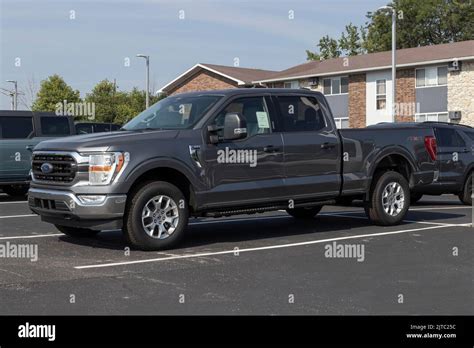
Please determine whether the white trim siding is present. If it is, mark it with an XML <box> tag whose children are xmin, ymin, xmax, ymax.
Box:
<box><xmin>253</xmin><ymin>56</ymin><xmax>474</xmax><ymax>84</ymax></box>
<box><xmin>415</xmin><ymin>112</ymin><xmax>449</xmax><ymax>122</ymax></box>
<box><xmin>334</xmin><ymin>117</ymin><xmax>349</xmax><ymax>129</ymax></box>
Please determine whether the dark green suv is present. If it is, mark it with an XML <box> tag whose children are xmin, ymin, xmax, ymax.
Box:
<box><xmin>0</xmin><ymin>111</ymin><xmax>75</xmax><ymax>197</ymax></box>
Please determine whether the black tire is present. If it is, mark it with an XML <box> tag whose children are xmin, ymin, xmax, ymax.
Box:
<box><xmin>286</xmin><ymin>206</ymin><xmax>322</xmax><ymax>219</ymax></box>
<box><xmin>55</xmin><ymin>225</ymin><xmax>100</xmax><ymax>237</ymax></box>
<box><xmin>123</xmin><ymin>181</ymin><xmax>189</xmax><ymax>250</ymax></box>
<box><xmin>3</xmin><ymin>185</ymin><xmax>29</xmax><ymax>197</ymax></box>
<box><xmin>458</xmin><ymin>172</ymin><xmax>472</xmax><ymax>205</ymax></box>
<box><xmin>365</xmin><ymin>171</ymin><xmax>409</xmax><ymax>226</ymax></box>
<box><xmin>410</xmin><ymin>192</ymin><xmax>423</xmax><ymax>204</ymax></box>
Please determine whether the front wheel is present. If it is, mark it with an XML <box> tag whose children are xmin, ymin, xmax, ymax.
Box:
<box><xmin>124</xmin><ymin>181</ymin><xmax>189</xmax><ymax>250</ymax></box>
<box><xmin>55</xmin><ymin>225</ymin><xmax>100</xmax><ymax>238</ymax></box>
<box><xmin>365</xmin><ymin>171</ymin><xmax>409</xmax><ymax>226</ymax></box>
<box><xmin>286</xmin><ymin>206</ymin><xmax>322</xmax><ymax>219</ymax></box>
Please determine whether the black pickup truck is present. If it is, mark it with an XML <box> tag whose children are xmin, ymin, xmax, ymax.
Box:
<box><xmin>373</xmin><ymin>122</ymin><xmax>474</xmax><ymax>205</ymax></box>
<box><xmin>28</xmin><ymin>89</ymin><xmax>437</xmax><ymax>250</ymax></box>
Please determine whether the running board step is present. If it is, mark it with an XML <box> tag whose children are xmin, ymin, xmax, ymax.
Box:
<box><xmin>203</xmin><ymin>200</ymin><xmax>336</xmax><ymax>218</ymax></box>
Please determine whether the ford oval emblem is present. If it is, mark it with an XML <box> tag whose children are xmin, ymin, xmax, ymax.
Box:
<box><xmin>40</xmin><ymin>162</ymin><xmax>54</xmax><ymax>174</ymax></box>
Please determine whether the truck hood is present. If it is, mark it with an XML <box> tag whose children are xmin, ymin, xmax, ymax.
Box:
<box><xmin>34</xmin><ymin>129</ymin><xmax>180</xmax><ymax>153</ymax></box>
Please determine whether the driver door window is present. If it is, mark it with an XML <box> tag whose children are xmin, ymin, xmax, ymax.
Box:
<box><xmin>212</xmin><ymin>97</ymin><xmax>272</xmax><ymax>139</ymax></box>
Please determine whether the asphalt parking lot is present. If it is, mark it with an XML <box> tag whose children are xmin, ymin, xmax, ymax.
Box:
<box><xmin>0</xmin><ymin>193</ymin><xmax>472</xmax><ymax>315</ymax></box>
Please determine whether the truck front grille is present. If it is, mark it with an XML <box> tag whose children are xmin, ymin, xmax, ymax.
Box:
<box><xmin>32</xmin><ymin>154</ymin><xmax>77</xmax><ymax>183</ymax></box>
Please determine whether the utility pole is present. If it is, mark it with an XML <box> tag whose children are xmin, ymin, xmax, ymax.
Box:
<box><xmin>136</xmin><ymin>54</ymin><xmax>150</xmax><ymax>109</ymax></box>
<box><xmin>377</xmin><ymin>6</ymin><xmax>396</xmax><ymax>123</ymax></box>
<box><xmin>6</xmin><ymin>80</ymin><xmax>18</xmax><ymax>110</ymax></box>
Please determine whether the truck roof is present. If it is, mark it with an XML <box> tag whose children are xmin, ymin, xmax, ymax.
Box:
<box><xmin>0</xmin><ymin>110</ymin><xmax>57</xmax><ymax>117</ymax></box>
<box><xmin>369</xmin><ymin>122</ymin><xmax>472</xmax><ymax>129</ymax></box>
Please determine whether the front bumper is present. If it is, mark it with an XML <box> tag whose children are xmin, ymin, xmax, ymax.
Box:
<box><xmin>28</xmin><ymin>188</ymin><xmax>127</xmax><ymax>230</ymax></box>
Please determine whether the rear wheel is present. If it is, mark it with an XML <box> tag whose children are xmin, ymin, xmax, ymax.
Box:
<box><xmin>286</xmin><ymin>206</ymin><xmax>322</xmax><ymax>219</ymax></box>
<box><xmin>458</xmin><ymin>172</ymin><xmax>472</xmax><ymax>205</ymax></box>
<box><xmin>2</xmin><ymin>185</ymin><xmax>28</xmax><ymax>197</ymax></box>
<box><xmin>410</xmin><ymin>192</ymin><xmax>423</xmax><ymax>204</ymax></box>
<box><xmin>124</xmin><ymin>181</ymin><xmax>189</xmax><ymax>250</ymax></box>
<box><xmin>55</xmin><ymin>225</ymin><xmax>100</xmax><ymax>237</ymax></box>
<box><xmin>365</xmin><ymin>171</ymin><xmax>409</xmax><ymax>226</ymax></box>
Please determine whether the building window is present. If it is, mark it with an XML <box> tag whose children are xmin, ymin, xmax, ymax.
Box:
<box><xmin>334</xmin><ymin>117</ymin><xmax>349</xmax><ymax>129</ymax></box>
<box><xmin>284</xmin><ymin>81</ymin><xmax>299</xmax><ymax>89</ymax></box>
<box><xmin>415</xmin><ymin>112</ymin><xmax>449</xmax><ymax>122</ymax></box>
<box><xmin>415</xmin><ymin>66</ymin><xmax>448</xmax><ymax>87</ymax></box>
<box><xmin>322</xmin><ymin>76</ymin><xmax>348</xmax><ymax>95</ymax></box>
<box><xmin>376</xmin><ymin>79</ymin><xmax>386</xmax><ymax>110</ymax></box>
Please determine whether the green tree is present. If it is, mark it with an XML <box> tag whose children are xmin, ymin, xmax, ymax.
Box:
<box><xmin>306</xmin><ymin>35</ymin><xmax>341</xmax><ymax>61</ymax></box>
<box><xmin>307</xmin><ymin>0</ymin><xmax>474</xmax><ymax>60</ymax></box>
<box><xmin>85</xmin><ymin>79</ymin><xmax>123</xmax><ymax>123</ymax></box>
<box><xmin>86</xmin><ymin>80</ymin><xmax>166</xmax><ymax>124</ymax></box>
<box><xmin>32</xmin><ymin>75</ymin><xmax>81</xmax><ymax>112</ymax></box>
<box><xmin>364</xmin><ymin>0</ymin><xmax>474</xmax><ymax>52</ymax></box>
<box><xmin>339</xmin><ymin>23</ymin><xmax>364</xmax><ymax>56</ymax></box>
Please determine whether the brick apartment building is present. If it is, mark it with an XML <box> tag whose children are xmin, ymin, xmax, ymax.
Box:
<box><xmin>158</xmin><ymin>40</ymin><xmax>474</xmax><ymax>128</ymax></box>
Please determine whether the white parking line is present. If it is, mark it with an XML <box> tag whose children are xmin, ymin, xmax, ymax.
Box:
<box><xmin>0</xmin><ymin>233</ymin><xmax>62</xmax><ymax>240</ymax></box>
<box><xmin>321</xmin><ymin>212</ymin><xmax>468</xmax><ymax>227</ymax></box>
<box><xmin>0</xmin><ymin>214</ymin><xmax>37</xmax><ymax>219</ymax></box>
<box><xmin>0</xmin><ymin>206</ymin><xmax>469</xmax><ymax>241</ymax></box>
<box><xmin>0</xmin><ymin>206</ymin><xmax>468</xmax><ymax>220</ymax></box>
<box><xmin>0</xmin><ymin>201</ymin><xmax>27</xmax><ymax>204</ymax></box>
<box><xmin>74</xmin><ymin>224</ymin><xmax>458</xmax><ymax>269</ymax></box>
<box><xmin>410</xmin><ymin>206</ymin><xmax>471</xmax><ymax>211</ymax></box>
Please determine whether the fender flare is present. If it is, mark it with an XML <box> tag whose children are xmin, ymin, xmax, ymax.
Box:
<box><xmin>367</xmin><ymin>146</ymin><xmax>418</xmax><ymax>192</ymax></box>
<box><xmin>122</xmin><ymin>156</ymin><xmax>202</xmax><ymax>193</ymax></box>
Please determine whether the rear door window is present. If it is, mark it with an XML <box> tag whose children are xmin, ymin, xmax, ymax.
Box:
<box><xmin>276</xmin><ymin>96</ymin><xmax>327</xmax><ymax>132</ymax></box>
<box><xmin>0</xmin><ymin>116</ymin><xmax>33</xmax><ymax>139</ymax></box>
<box><xmin>93</xmin><ymin>123</ymin><xmax>112</xmax><ymax>133</ymax></box>
<box><xmin>40</xmin><ymin>116</ymin><xmax>71</xmax><ymax>136</ymax></box>
<box><xmin>75</xmin><ymin>123</ymin><xmax>93</xmax><ymax>134</ymax></box>
<box><xmin>435</xmin><ymin>128</ymin><xmax>466</xmax><ymax>147</ymax></box>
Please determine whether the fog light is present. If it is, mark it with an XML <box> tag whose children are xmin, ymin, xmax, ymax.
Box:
<box><xmin>77</xmin><ymin>195</ymin><xmax>106</xmax><ymax>205</ymax></box>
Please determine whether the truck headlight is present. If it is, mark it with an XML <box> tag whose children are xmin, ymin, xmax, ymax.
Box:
<box><xmin>88</xmin><ymin>152</ymin><xmax>129</xmax><ymax>185</ymax></box>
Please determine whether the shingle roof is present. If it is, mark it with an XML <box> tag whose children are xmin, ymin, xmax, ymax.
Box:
<box><xmin>201</xmin><ymin>63</ymin><xmax>277</xmax><ymax>83</ymax></box>
<box><xmin>254</xmin><ymin>40</ymin><xmax>474</xmax><ymax>82</ymax></box>
<box><xmin>158</xmin><ymin>63</ymin><xmax>277</xmax><ymax>93</ymax></box>
<box><xmin>158</xmin><ymin>40</ymin><xmax>474</xmax><ymax>93</ymax></box>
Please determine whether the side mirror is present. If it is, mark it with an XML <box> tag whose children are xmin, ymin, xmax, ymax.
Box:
<box><xmin>223</xmin><ymin>113</ymin><xmax>247</xmax><ymax>141</ymax></box>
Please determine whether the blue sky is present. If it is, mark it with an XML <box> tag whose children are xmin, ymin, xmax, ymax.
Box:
<box><xmin>0</xmin><ymin>0</ymin><xmax>388</xmax><ymax>109</ymax></box>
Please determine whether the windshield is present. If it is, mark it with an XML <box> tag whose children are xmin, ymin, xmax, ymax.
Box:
<box><xmin>122</xmin><ymin>95</ymin><xmax>222</xmax><ymax>130</ymax></box>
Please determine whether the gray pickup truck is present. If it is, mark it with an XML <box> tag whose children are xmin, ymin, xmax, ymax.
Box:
<box><xmin>0</xmin><ymin>111</ymin><xmax>75</xmax><ymax>196</ymax></box>
<box><xmin>28</xmin><ymin>89</ymin><xmax>437</xmax><ymax>250</ymax></box>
